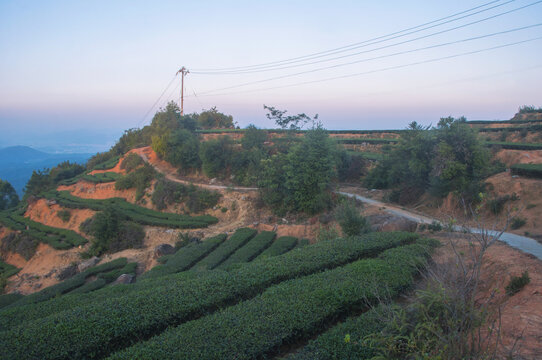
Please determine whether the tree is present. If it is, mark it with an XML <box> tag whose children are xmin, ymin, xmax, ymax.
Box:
<box><xmin>335</xmin><ymin>200</ymin><xmax>370</xmax><ymax>236</ymax></box>
<box><xmin>23</xmin><ymin>169</ymin><xmax>52</xmax><ymax>200</ymax></box>
<box><xmin>259</xmin><ymin>125</ymin><xmax>336</xmax><ymax>214</ymax></box>
<box><xmin>241</xmin><ymin>124</ymin><xmax>267</xmax><ymax>150</ymax></box>
<box><xmin>199</xmin><ymin>136</ymin><xmax>233</xmax><ymax>178</ymax></box>
<box><xmin>197</xmin><ymin>107</ymin><xmax>234</xmax><ymax>129</ymax></box>
<box><xmin>0</xmin><ymin>179</ymin><xmax>19</xmax><ymax>210</ymax></box>
<box><xmin>150</xmin><ymin>101</ymin><xmax>197</xmax><ymax>135</ymax></box>
<box><xmin>164</xmin><ymin>129</ymin><xmax>201</xmax><ymax>172</ymax></box>
<box><xmin>264</xmin><ymin>105</ymin><xmax>318</xmax><ymax>130</ymax></box>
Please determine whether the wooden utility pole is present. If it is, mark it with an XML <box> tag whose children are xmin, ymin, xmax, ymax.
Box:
<box><xmin>176</xmin><ymin>67</ymin><xmax>189</xmax><ymax>115</ymax></box>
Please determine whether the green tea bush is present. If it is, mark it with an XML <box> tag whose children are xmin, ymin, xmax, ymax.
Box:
<box><xmin>218</xmin><ymin>231</ymin><xmax>276</xmax><ymax>268</ymax></box>
<box><xmin>0</xmin><ymin>293</ymin><xmax>24</xmax><ymax>309</ymax></box>
<box><xmin>511</xmin><ymin>163</ymin><xmax>542</xmax><ymax>179</ymax></box>
<box><xmin>109</xmin><ymin>241</ymin><xmax>434</xmax><ymax>359</ymax></box>
<box><xmin>143</xmin><ymin>234</ymin><xmax>227</xmax><ymax>279</ymax></box>
<box><xmin>255</xmin><ymin>236</ymin><xmax>297</xmax><ymax>259</ymax></box>
<box><xmin>115</xmin><ymin>164</ymin><xmax>156</xmax><ymax>201</ymax></box>
<box><xmin>0</xmin><ymin>232</ymin><xmax>418</xmax><ymax>359</ymax></box>
<box><xmin>192</xmin><ymin>228</ymin><xmax>257</xmax><ymax>270</ymax></box>
<box><xmin>56</xmin><ymin>210</ymin><xmax>71</xmax><ymax>222</ymax></box>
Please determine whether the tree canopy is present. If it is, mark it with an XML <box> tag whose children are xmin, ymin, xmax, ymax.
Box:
<box><xmin>0</xmin><ymin>179</ymin><xmax>19</xmax><ymax>210</ymax></box>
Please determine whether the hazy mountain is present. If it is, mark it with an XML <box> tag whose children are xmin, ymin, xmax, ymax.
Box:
<box><xmin>0</xmin><ymin>146</ymin><xmax>92</xmax><ymax>196</ymax></box>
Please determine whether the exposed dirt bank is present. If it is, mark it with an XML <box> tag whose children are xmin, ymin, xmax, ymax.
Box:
<box><xmin>58</xmin><ymin>180</ymin><xmax>137</xmax><ymax>202</ymax></box>
<box><xmin>25</xmin><ymin>198</ymin><xmax>95</xmax><ymax>235</ymax></box>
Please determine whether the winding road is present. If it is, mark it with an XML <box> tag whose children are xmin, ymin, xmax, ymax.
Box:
<box><xmin>338</xmin><ymin>191</ymin><xmax>542</xmax><ymax>260</ymax></box>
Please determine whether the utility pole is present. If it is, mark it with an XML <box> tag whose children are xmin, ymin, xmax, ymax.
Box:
<box><xmin>176</xmin><ymin>67</ymin><xmax>189</xmax><ymax>115</ymax></box>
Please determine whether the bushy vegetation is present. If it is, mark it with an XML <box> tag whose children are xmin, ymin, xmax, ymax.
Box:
<box><xmin>0</xmin><ymin>210</ymin><xmax>87</xmax><ymax>250</ymax></box>
<box><xmin>56</xmin><ymin>209</ymin><xmax>71</xmax><ymax>222</ymax></box>
<box><xmin>259</xmin><ymin>126</ymin><xmax>337</xmax><ymax>214</ymax></box>
<box><xmin>335</xmin><ymin>200</ymin><xmax>370</xmax><ymax>236</ymax></box>
<box><xmin>0</xmin><ymin>232</ymin><xmax>419</xmax><ymax>359</ymax></box>
<box><xmin>255</xmin><ymin>236</ymin><xmax>298</xmax><ymax>259</ymax></box>
<box><xmin>45</xmin><ymin>190</ymin><xmax>218</xmax><ymax>229</ymax></box>
<box><xmin>79</xmin><ymin>207</ymin><xmax>145</xmax><ymax>257</ymax></box>
<box><xmin>192</xmin><ymin>227</ymin><xmax>257</xmax><ymax>270</ymax></box>
<box><xmin>486</xmin><ymin>141</ymin><xmax>542</xmax><ymax>150</ymax></box>
<box><xmin>0</xmin><ymin>232</ymin><xmax>38</xmax><ymax>260</ymax></box>
<box><xmin>218</xmin><ymin>231</ymin><xmax>276</xmax><ymax>268</ymax></box>
<box><xmin>143</xmin><ymin>234</ymin><xmax>227</xmax><ymax>279</ymax></box>
<box><xmin>109</xmin><ymin>240</ymin><xmax>435</xmax><ymax>359</ymax></box>
<box><xmin>505</xmin><ymin>271</ymin><xmax>530</xmax><ymax>296</ymax></box>
<box><xmin>151</xmin><ymin>178</ymin><xmax>220</xmax><ymax>212</ymax></box>
<box><xmin>23</xmin><ymin>161</ymin><xmax>87</xmax><ymax>199</ymax></box>
<box><xmin>119</xmin><ymin>153</ymin><xmax>144</xmax><ymax>172</ymax></box>
<box><xmin>518</xmin><ymin>105</ymin><xmax>542</xmax><ymax>114</ymax></box>
<box><xmin>511</xmin><ymin>163</ymin><xmax>542</xmax><ymax>179</ymax></box>
<box><xmin>115</xmin><ymin>163</ymin><xmax>157</xmax><ymax>201</ymax></box>
<box><xmin>0</xmin><ymin>179</ymin><xmax>19</xmax><ymax>210</ymax></box>
<box><xmin>364</xmin><ymin>117</ymin><xmax>493</xmax><ymax>204</ymax></box>
<box><xmin>510</xmin><ymin>216</ymin><xmax>527</xmax><ymax>230</ymax></box>
<box><xmin>0</xmin><ymin>260</ymin><xmax>20</xmax><ymax>294</ymax></box>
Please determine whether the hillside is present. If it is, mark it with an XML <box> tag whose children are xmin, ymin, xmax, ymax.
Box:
<box><xmin>0</xmin><ymin>109</ymin><xmax>541</xmax><ymax>358</ymax></box>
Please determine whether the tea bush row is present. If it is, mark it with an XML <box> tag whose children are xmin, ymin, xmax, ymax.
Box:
<box><xmin>0</xmin><ymin>232</ymin><xmax>418</xmax><ymax>359</ymax></box>
<box><xmin>255</xmin><ymin>236</ymin><xmax>298</xmax><ymax>259</ymax></box>
<box><xmin>109</xmin><ymin>240</ymin><xmax>435</xmax><ymax>359</ymax></box>
<box><xmin>218</xmin><ymin>231</ymin><xmax>276</xmax><ymax>268</ymax></box>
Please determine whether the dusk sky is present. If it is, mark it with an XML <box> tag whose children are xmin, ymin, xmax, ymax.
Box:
<box><xmin>1</xmin><ymin>0</ymin><xmax>541</xmax><ymax>152</ymax></box>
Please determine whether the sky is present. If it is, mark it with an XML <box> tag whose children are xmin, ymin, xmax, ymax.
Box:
<box><xmin>1</xmin><ymin>0</ymin><xmax>541</xmax><ymax>152</ymax></box>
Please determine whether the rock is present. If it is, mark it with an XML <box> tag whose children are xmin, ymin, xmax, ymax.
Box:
<box><xmin>112</xmin><ymin>274</ymin><xmax>135</xmax><ymax>285</ymax></box>
<box><xmin>78</xmin><ymin>256</ymin><xmax>101</xmax><ymax>273</ymax></box>
<box><xmin>154</xmin><ymin>244</ymin><xmax>175</xmax><ymax>259</ymax></box>
<box><xmin>241</xmin><ymin>196</ymin><xmax>247</xmax><ymax>201</ymax></box>
<box><xmin>33</xmin><ymin>283</ymin><xmax>42</xmax><ymax>290</ymax></box>
<box><xmin>56</xmin><ymin>264</ymin><xmax>78</xmax><ymax>280</ymax></box>
<box><xmin>46</xmin><ymin>199</ymin><xmax>57</xmax><ymax>206</ymax></box>
<box><xmin>209</xmin><ymin>178</ymin><xmax>217</xmax><ymax>184</ymax></box>
<box><xmin>366</xmin><ymin>214</ymin><xmax>418</xmax><ymax>233</ymax></box>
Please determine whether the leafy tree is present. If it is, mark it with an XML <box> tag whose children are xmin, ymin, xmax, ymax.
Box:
<box><xmin>150</xmin><ymin>101</ymin><xmax>197</xmax><ymax>135</ymax></box>
<box><xmin>264</xmin><ymin>105</ymin><xmax>318</xmax><ymax>130</ymax></box>
<box><xmin>88</xmin><ymin>206</ymin><xmax>119</xmax><ymax>256</ymax></box>
<box><xmin>259</xmin><ymin>125</ymin><xmax>336</xmax><ymax>214</ymax></box>
<box><xmin>0</xmin><ymin>179</ymin><xmax>19</xmax><ymax>210</ymax></box>
<box><xmin>335</xmin><ymin>200</ymin><xmax>370</xmax><ymax>236</ymax></box>
<box><xmin>241</xmin><ymin>124</ymin><xmax>267</xmax><ymax>150</ymax></box>
<box><xmin>163</xmin><ymin>129</ymin><xmax>201</xmax><ymax>172</ymax></box>
<box><xmin>23</xmin><ymin>169</ymin><xmax>52</xmax><ymax>200</ymax></box>
<box><xmin>197</xmin><ymin>107</ymin><xmax>234</xmax><ymax>129</ymax></box>
<box><xmin>199</xmin><ymin>136</ymin><xmax>233</xmax><ymax>178</ymax></box>
<box><xmin>49</xmin><ymin>161</ymin><xmax>86</xmax><ymax>183</ymax></box>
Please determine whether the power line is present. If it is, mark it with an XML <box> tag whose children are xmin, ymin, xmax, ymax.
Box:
<box><xmin>191</xmin><ymin>0</ymin><xmax>515</xmax><ymax>73</ymax></box>
<box><xmin>193</xmin><ymin>23</ymin><xmax>542</xmax><ymax>95</ymax></box>
<box><xmin>194</xmin><ymin>0</ymin><xmax>541</xmax><ymax>75</ymax></box>
<box><xmin>189</xmin><ymin>36</ymin><xmax>542</xmax><ymax>97</ymax></box>
<box><xmin>137</xmin><ymin>74</ymin><xmax>178</xmax><ymax>127</ymax></box>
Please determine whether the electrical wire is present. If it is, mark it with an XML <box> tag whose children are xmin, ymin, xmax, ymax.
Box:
<box><xmin>191</xmin><ymin>0</ymin><xmax>516</xmax><ymax>73</ymax></box>
<box><xmin>189</xmin><ymin>36</ymin><xmax>542</xmax><ymax>98</ymax></box>
<box><xmin>137</xmin><ymin>74</ymin><xmax>178</xmax><ymax>127</ymax></box>
<box><xmin>193</xmin><ymin>23</ymin><xmax>542</xmax><ymax>95</ymax></box>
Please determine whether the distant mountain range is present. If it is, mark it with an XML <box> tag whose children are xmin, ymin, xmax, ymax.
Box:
<box><xmin>0</xmin><ymin>146</ymin><xmax>92</xmax><ymax>197</ymax></box>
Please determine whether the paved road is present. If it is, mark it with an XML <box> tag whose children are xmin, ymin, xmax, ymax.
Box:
<box><xmin>338</xmin><ymin>191</ymin><xmax>542</xmax><ymax>260</ymax></box>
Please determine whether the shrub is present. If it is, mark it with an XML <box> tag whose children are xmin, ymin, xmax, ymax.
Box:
<box><xmin>115</xmin><ymin>164</ymin><xmax>156</xmax><ymax>201</ymax></box>
<box><xmin>56</xmin><ymin>210</ymin><xmax>71</xmax><ymax>222</ymax></box>
<box><xmin>335</xmin><ymin>200</ymin><xmax>370</xmax><ymax>236</ymax></box>
<box><xmin>119</xmin><ymin>153</ymin><xmax>144</xmax><ymax>172</ymax></box>
<box><xmin>151</xmin><ymin>179</ymin><xmax>220</xmax><ymax>213</ymax></box>
<box><xmin>109</xmin><ymin>241</ymin><xmax>435</xmax><ymax>360</ymax></box>
<box><xmin>510</xmin><ymin>217</ymin><xmax>526</xmax><ymax>230</ymax></box>
<box><xmin>505</xmin><ymin>271</ymin><xmax>530</xmax><ymax>296</ymax></box>
<box><xmin>218</xmin><ymin>231</ymin><xmax>276</xmax><ymax>268</ymax></box>
<box><xmin>0</xmin><ymin>232</ymin><xmax>39</xmax><ymax>260</ymax></box>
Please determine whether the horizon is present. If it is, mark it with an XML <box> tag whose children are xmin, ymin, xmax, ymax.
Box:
<box><xmin>1</xmin><ymin>0</ymin><xmax>541</xmax><ymax>152</ymax></box>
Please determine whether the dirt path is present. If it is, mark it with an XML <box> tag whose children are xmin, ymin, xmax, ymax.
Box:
<box><xmin>132</xmin><ymin>147</ymin><xmax>258</xmax><ymax>192</ymax></box>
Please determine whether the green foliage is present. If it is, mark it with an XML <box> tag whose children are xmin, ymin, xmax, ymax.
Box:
<box><xmin>119</xmin><ymin>153</ymin><xmax>144</xmax><ymax>172</ymax></box>
<box><xmin>259</xmin><ymin>126</ymin><xmax>336</xmax><ymax>215</ymax></box>
<box><xmin>288</xmin><ymin>307</ymin><xmax>385</xmax><ymax>359</ymax></box>
<box><xmin>143</xmin><ymin>234</ymin><xmax>227</xmax><ymax>279</ymax></box>
<box><xmin>241</xmin><ymin>124</ymin><xmax>267</xmax><ymax>150</ymax></box>
<box><xmin>511</xmin><ymin>163</ymin><xmax>542</xmax><ymax>178</ymax></box>
<box><xmin>152</xmin><ymin>129</ymin><xmax>201</xmax><ymax>172</ymax></box>
<box><xmin>264</xmin><ymin>104</ymin><xmax>318</xmax><ymax>130</ymax></box>
<box><xmin>199</xmin><ymin>136</ymin><xmax>234</xmax><ymax>178</ymax></box>
<box><xmin>0</xmin><ymin>232</ymin><xmax>417</xmax><ymax>356</ymax></box>
<box><xmin>316</xmin><ymin>225</ymin><xmax>340</xmax><ymax>242</ymax></box>
<box><xmin>0</xmin><ymin>232</ymin><xmax>38</xmax><ymax>260</ymax></box>
<box><xmin>114</xmin><ymin>163</ymin><xmax>156</xmax><ymax>201</ymax></box>
<box><xmin>218</xmin><ymin>231</ymin><xmax>276</xmax><ymax>268</ymax></box>
<box><xmin>510</xmin><ymin>217</ymin><xmax>527</xmax><ymax>230</ymax></box>
<box><xmin>335</xmin><ymin>200</ymin><xmax>370</xmax><ymax>236</ymax></box>
<box><xmin>49</xmin><ymin>161</ymin><xmax>86</xmax><ymax>183</ymax></box>
<box><xmin>364</xmin><ymin>118</ymin><xmax>491</xmax><ymax>203</ymax></box>
<box><xmin>487</xmin><ymin>194</ymin><xmax>516</xmax><ymax>215</ymax></box>
<box><xmin>44</xmin><ymin>190</ymin><xmax>218</xmax><ymax>229</ymax></box>
<box><xmin>231</xmin><ymin>147</ymin><xmax>267</xmax><ymax>186</ymax></box>
<box><xmin>0</xmin><ymin>179</ymin><xmax>19</xmax><ymax>210</ymax></box>
<box><xmin>505</xmin><ymin>271</ymin><xmax>530</xmax><ymax>296</ymax></box>
<box><xmin>150</xmin><ymin>101</ymin><xmax>197</xmax><ymax>134</ymax></box>
<box><xmin>518</xmin><ymin>105</ymin><xmax>542</xmax><ymax>114</ymax></box>
<box><xmin>486</xmin><ymin>141</ymin><xmax>542</xmax><ymax>150</ymax></box>
<box><xmin>23</xmin><ymin>169</ymin><xmax>52</xmax><ymax>199</ymax></box>
<box><xmin>255</xmin><ymin>236</ymin><xmax>297</xmax><ymax>259</ymax></box>
<box><xmin>197</xmin><ymin>106</ymin><xmax>234</xmax><ymax>129</ymax></box>
<box><xmin>86</xmin><ymin>153</ymin><xmax>119</xmax><ymax>171</ymax></box>
<box><xmin>56</xmin><ymin>210</ymin><xmax>71</xmax><ymax>222</ymax></box>
<box><xmin>0</xmin><ymin>293</ymin><xmax>23</xmax><ymax>309</ymax></box>
<box><xmin>0</xmin><ymin>260</ymin><xmax>20</xmax><ymax>294</ymax></box>
<box><xmin>151</xmin><ymin>179</ymin><xmax>220</xmax><ymax>212</ymax></box>
<box><xmin>110</xmin><ymin>241</ymin><xmax>434</xmax><ymax>359</ymax></box>
<box><xmin>336</xmin><ymin>150</ymin><xmax>367</xmax><ymax>181</ymax></box>
<box><xmin>84</xmin><ymin>208</ymin><xmax>145</xmax><ymax>256</ymax></box>
<box><xmin>192</xmin><ymin>228</ymin><xmax>257</xmax><ymax>270</ymax></box>
<box><xmin>0</xmin><ymin>211</ymin><xmax>86</xmax><ymax>250</ymax></box>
